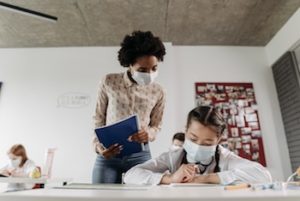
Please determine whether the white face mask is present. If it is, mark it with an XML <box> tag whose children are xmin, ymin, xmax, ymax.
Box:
<box><xmin>169</xmin><ymin>144</ymin><xmax>182</xmax><ymax>151</ymax></box>
<box><xmin>131</xmin><ymin>70</ymin><xmax>158</xmax><ymax>85</ymax></box>
<box><xmin>183</xmin><ymin>139</ymin><xmax>216</xmax><ymax>163</ymax></box>
<box><xmin>10</xmin><ymin>157</ymin><xmax>21</xmax><ymax>168</ymax></box>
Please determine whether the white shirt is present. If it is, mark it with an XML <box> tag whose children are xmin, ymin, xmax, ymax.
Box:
<box><xmin>0</xmin><ymin>159</ymin><xmax>36</xmax><ymax>191</ymax></box>
<box><xmin>124</xmin><ymin>146</ymin><xmax>272</xmax><ymax>185</ymax></box>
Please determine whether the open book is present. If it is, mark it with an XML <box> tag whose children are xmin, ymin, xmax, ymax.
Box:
<box><xmin>95</xmin><ymin>115</ymin><xmax>143</xmax><ymax>158</ymax></box>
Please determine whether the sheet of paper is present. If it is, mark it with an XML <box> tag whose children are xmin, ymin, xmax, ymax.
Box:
<box><xmin>169</xmin><ymin>183</ymin><xmax>220</xmax><ymax>187</ymax></box>
<box><xmin>54</xmin><ymin>183</ymin><xmax>150</xmax><ymax>191</ymax></box>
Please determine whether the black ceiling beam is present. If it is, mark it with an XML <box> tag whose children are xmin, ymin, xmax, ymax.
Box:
<box><xmin>0</xmin><ymin>1</ymin><xmax>58</xmax><ymax>22</ymax></box>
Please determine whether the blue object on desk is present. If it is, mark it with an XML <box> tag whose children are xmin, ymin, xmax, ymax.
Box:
<box><xmin>95</xmin><ymin>115</ymin><xmax>142</xmax><ymax>158</ymax></box>
<box><xmin>251</xmin><ymin>182</ymin><xmax>284</xmax><ymax>191</ymax></box>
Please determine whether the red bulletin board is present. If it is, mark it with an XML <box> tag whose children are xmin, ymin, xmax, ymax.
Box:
<box><xmin>195</xmin><ymin>82</ymin><xmax>266</xmax><ymax>166</ymax></box>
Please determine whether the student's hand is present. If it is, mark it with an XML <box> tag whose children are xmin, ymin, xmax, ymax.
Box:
<box><xmin>4</xmin><ymin>169</ymin><xmax>21</xmax><ymax>177</ymax></box>
<box><xmin>101</xmin><ymin>144</ymin><xmax>123</xmax><ymax>159</ymax></box>
<box><xmin>161</xmin><ymin>164</ymin><xmax>198</xmax><ymax>184</ymax></box>
<box><xmin>128</xmin><ymin>129</ymin><xmax>150</xmax><ymax>143</ymax></box>
<box><xmin>9</xmin><ymin>169</ymin><xmax>21</xmax><ymax>177</ymax></box>
<box><xmin>0</xmin><ymin>169</ymin><xmax>11</xmax><ymax>176</ymax></box>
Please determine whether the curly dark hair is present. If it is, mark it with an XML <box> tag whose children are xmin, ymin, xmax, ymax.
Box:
<box><xmin>118</xmin><ymin>31</ymin><xmax>166</xmax><ymax>67</ymax></box>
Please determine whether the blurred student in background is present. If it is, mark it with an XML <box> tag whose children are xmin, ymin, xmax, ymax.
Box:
<box><xmin>169</xmin><ymin>132</ymin><xmax>185</xmax><ymax>151</ymax></box>
<box><xmin>0</xmin><ymin>144</ymin><xmax>36</xmax><ymax>191</ymax></box>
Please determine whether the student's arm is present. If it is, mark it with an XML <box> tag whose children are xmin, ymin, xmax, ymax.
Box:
<box><xmin>191</xmin><ymin>173</ymin><xmax>221</xmax><ymax>184</ymax></box>
<box><xmin>24</xmin><ymin>160</ymin><xmax>37</xmax><ymax>176</ymax></box>
<box><xmin>10</xmin><ymin>160</ymin><xmax>36</xmax><ymax>177</ymax></box>
<box><xmin>191</xmin><ymin>153</ymin><xmax>272</xmax><ymax>185</ymax></box>
<box><xmin>147</xmin><ymin>89</ymin><xmax>166</xmax><ymax>141</ymax></box>
<box><xmin>0</xmin><ymin>164</ymin><xmax>10</xmax><ymax>176</ymax></box>
<box><xmin>93</xmin><ymin>76</ymin><xmax>109</xmax><ymax>154</ymax></box>
<box><xmin>0</xmin><ymin>164</ymin><xmax>8</xmax><ymax>172</ymax></box>
<box><xmin>124</xmin><ymin>152</ymin><xmax>170</xmax><ymax>185</ymax></box>
<box><xmin>216</xmin><ymin>153</ymin><xmax>272</xmax><ymax>185</ymax></box>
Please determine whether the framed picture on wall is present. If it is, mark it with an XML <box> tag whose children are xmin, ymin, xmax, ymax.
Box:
<box><xmin>195</xmin><ymin>82</ymin><xmax>267</xmax><ymax>167</ymax></box>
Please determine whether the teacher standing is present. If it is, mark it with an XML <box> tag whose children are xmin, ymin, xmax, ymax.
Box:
<box><xmin>92</xmin><ymin>30</ymin><xmax>166</xmax><ymax>184</ymax></box>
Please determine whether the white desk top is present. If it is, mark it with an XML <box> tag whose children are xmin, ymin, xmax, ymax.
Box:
<box><xmin>0</xmin><ymin>185</ymin><xmax>300</xmax><ymax>201</ymax></box>
<box><xmin>0</xmin><ymin>177</ymin><xmax>72</xmax><ymax>184</ymax></box>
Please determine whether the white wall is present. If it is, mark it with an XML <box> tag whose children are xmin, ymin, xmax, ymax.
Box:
<box><xmin>266</xmin><ymin>8</ymin><xmax>300</xmax><ymax>66</ymax></box>
<box><xmin>0</xmin><ymin>44</ymin><xmax>177</xmax><ymax>183</ymax></box>
<box><xmin>0</xmin><ymin>44</ymin><xmax>291</xmax><ymax>183</ymax></box>
<box><xmin>0</xmin><ymin>47</ymin><xmax>120</xmax><ymax>183</ymax></box>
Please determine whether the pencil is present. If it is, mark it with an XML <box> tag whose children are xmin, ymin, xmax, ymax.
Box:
<box><xmin>224</xmin><ymin>183</ymin><xmax>250</xmax><ymax>190</ymax></box>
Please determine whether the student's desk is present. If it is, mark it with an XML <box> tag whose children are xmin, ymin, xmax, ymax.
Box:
<box><xmin>0</xmin><ymin>177</ymin><xmax>72</xmax><ymax>187</ymax></box>
<box><xmin>0</xmin><ymin>184</ymin><xmax>300</xmax><ymax>201</ymax></box>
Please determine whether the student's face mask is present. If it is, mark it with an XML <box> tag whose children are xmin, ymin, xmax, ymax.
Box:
<box><xmin>169</xmin><ymin>144</ymin><xmax>182</xmax><ymax>151</ymax></box>
<box><xmin>183</xmin><ymin>139</ymin><xmax>216</xmax><ymax>163</ymax></box>
<box><xmin>131</xmin><ymin>70</ymin><xmax>158</xmax><ymax>85</ymax></box>
<box><xmin>10</xmin><ymin>157</ymin><xmax>21</xmax><ymax>168</ymax></box>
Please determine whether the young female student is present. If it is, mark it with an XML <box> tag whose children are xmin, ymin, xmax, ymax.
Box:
<box><xmin>124</xmin><ymin>106</ymin><xmax>272</xmax><ymax>185</ymax></box>
<box><xmin>0</xmin><ymin>144</ymin><xmax>36</xmax><ymax>191</ymax></box>
<box><xmin>92</xmin><ymin>30</ymin><xmax>166</xmax><ymax>184</ymax></box>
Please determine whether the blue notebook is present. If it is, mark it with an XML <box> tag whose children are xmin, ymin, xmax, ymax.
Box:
<box><xmin>95</xmin><ymin>115</ymin><xmax>143</xmax><ymax>158</ymax></box>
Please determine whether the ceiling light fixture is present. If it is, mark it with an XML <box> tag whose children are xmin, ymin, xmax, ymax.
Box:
<box><xmin>0</xmin><ymin>1</ymin><xmax>58</xmax><ymax>22</ymax></box>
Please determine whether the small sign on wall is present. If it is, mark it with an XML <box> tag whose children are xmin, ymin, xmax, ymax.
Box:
<box><xmin>57</xmin><ymin>92</ymin><xmax>91</xmax><ymax>109</ymax></box>
<box><xmin>195</xmin><ymin>82</ymin><xmax>266</xmax><ymax>166</ymax></box>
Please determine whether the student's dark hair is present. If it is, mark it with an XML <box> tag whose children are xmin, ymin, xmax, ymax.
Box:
<box><xmin>172</xmin><ymin>132</ymin><xmax>185</xmax><ymax>142</ymax></box>
<box><xmin>118</xmin><ymin>30</ymin><xmax>166</xmax><ymax>67</ymax></box>
<box><xmin>186</xmin><ymin>106</ymin><xmax>226</xmax><ymax>173</ymax></box>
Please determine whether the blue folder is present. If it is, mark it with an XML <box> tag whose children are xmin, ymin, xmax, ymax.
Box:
<box><xmin>95</xmin><ymin>115</ymin><xmax>143</xmax><ymax>158</ymax></box>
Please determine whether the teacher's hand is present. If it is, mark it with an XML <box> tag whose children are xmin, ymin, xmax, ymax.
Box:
<box><xmin>101</xmin><ymin>144</ymin><xmax>123</xmax><ymax>159</ymax></box>
<box><xmin>128</xmin><ymin>129</ymin><xmax>149</xmax><ymax>143</ymax></box>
